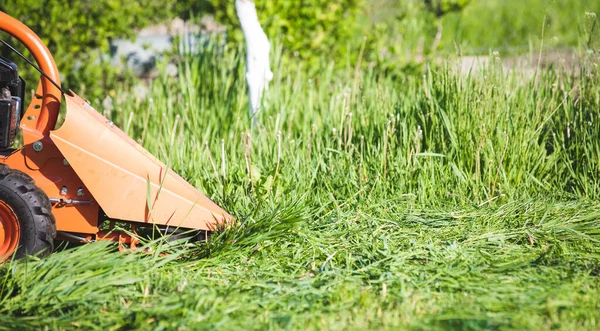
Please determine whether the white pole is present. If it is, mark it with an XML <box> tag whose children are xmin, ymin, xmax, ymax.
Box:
<box><xmin>235</xmin><ymin>0</ymin><xmax>273</xmax><ymax>126</ymax></box>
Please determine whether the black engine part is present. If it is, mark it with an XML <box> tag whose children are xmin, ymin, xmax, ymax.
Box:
<box><xmin>0</xmin><ymin>56</ymin><xmax>25</xmax><ymax>150</ymax></box>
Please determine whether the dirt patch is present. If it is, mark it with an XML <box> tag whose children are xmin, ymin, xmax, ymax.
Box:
<box><xmin>450</xmin><ymin>50</ymin><xmax>597</xmax><ymax>78</ymax></box>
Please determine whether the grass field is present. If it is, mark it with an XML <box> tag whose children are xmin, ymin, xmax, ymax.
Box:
<box><xmin>2</xmin><ymin>3</ymin><xmax>600</xmax><ymax>330</ymax></box>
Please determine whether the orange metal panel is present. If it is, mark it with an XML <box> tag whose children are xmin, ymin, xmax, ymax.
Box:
<box><xmin>50</xmin><ymin>93</ymin><xmax>233</xmax><ymax>231</ymax></box>
<box><xmin>0</xmin><ymin>83</ymin><xmax>100</xmax><ymax>234</ymax></box>
<box><xmin>2</xmin><ymin>151</ymin><xmax>100</xmax><ymax>234</ymax></box>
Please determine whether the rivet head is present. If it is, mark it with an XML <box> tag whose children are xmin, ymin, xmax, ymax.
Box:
<box><xmin>107</xmin><ymin>120</ymin><xmax>114</xmax><ymax>127</ymax></box>
<box><xmin>60</xmin><ymin>186</ymin><xmax>68</xmax><ymax>196</ymax></box>
<box><xmin>77</xmin><ymin>188</ymin><xmax>84</xmax><ymax>196</ymax></box>
<box><xmin>33</xmin><ymin>141</ymin><xmax>43</xmax><ymax>152</ymax></box>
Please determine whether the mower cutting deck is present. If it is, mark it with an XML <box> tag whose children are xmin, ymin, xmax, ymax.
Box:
<box><xmin>0</xmin><ymin>11</ymin><xmax>233</xmax><ymax>261</ymax></box>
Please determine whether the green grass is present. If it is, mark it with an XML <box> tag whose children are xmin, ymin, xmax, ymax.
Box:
<box><xmin>1</xmin><ymin>33</ymin><xmax>600</xmax><ymax>330</ymax></box>
<box><xmin>439</xmin><ymin>0</ymin><xmax>600</xmax><ymax>53</ymax></box>
<box><xmin>368</xmin><ymin>0</ymin><xmax>600</xmax><ymax>64</ymax></box>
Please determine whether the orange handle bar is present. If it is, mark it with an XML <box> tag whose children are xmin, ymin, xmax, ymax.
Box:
<box><xmin>0</xmin><ymin>11</ymin><xmax>62</xmax><ymax>136</ymax></box>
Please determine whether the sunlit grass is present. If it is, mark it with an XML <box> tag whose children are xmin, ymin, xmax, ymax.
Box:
<box><xmin>1</xmin><ymin>41</ymin><xmax>599</xmax><ymax>330</ymax></box>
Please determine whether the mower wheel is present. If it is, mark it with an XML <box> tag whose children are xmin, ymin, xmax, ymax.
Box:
<box><xmin>0</xmin><ymin>166</ymin><xmax>56</xmax><ymax>261</ymax></box>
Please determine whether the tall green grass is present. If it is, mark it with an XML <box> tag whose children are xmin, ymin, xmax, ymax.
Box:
<box><xmin>1</xmin><ymin>40</ymin><xmax>599</xmax><ymax>329</ymax></box>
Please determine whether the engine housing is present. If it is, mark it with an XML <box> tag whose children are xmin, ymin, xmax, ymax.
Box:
<box><xmin>0</xmin><ymin>56</ymin><xmax>25</xmax><ymax>150</ymax></box>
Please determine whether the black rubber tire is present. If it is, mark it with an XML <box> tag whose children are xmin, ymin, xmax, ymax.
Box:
<box><xmin>0</xmin><ymin>165</ymin><xmax>56</xmax><ymax>259</ymax></box>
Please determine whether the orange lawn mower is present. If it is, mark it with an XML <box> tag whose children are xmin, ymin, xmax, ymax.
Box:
<box><xmin>0</xmin><ymin>11</ymin><xmax>233</xmax><ymax>261</ymax></box>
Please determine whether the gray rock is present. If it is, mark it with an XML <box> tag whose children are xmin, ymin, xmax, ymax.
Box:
<box><xmin>105</xmin><ymin>17</ymin><xmax>226</xmax><ymax>78</ymax></box>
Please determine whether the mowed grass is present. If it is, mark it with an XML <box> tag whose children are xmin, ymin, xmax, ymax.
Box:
<box><xmin>1</xmin><ymin>43</ymin><xmax>600</xmax><ymax>330</ymax></box>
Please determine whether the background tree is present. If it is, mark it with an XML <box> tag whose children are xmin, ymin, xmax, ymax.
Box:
<box><xmin>423</xmin><ymin>0</ymin><xmax>471</xmax><ymax>51</ymax></box>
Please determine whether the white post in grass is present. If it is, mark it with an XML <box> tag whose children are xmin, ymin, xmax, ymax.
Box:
<box><xmin>235</xmin><ymin>0</ymin><xmax>273</xmax><ymax>126</ymax></box>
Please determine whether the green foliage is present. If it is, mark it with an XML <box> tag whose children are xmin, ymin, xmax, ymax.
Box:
<box><xmin>364</xmin><ymin>0</ymin><xmax>599</xmax><ymax>74</ymax></box>
<box><xmin>423</xmin><ymin>0</ymin><xmax>471</xmax><ymax>17</ymax></box>
<box><xmin>0</xmin><ymin>0</ymin><xmax>180</xmax><ymax>96</ymax></box>
<box><xmin>1</xmin><ymin>0</ymin><xmax>174</xmax><ymax>56</ymax></box>
<box><xmin>196</xmin><ymin>0</ymin><xmax>472</xmax><ymax>76</ymax></box>
<box><xmin>439</xmin><ymin>0</ymin><xmax>600</xmax><ymax>54</ymax></box>
<box><xmin>205</xmin><ymin>0</ymin><xmax>367</xmax><ymax>70</ymax></box>
<box><xmin>2</xmin><ymin>0</ymin><xmax>596</xmax><ymax>98</ymax></box>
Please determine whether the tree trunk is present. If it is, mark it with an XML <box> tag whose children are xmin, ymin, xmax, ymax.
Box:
<box><xmin>235</xmin><ymin>0</ymin><xmax>273</xmax><ymax>126</ymax></box>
